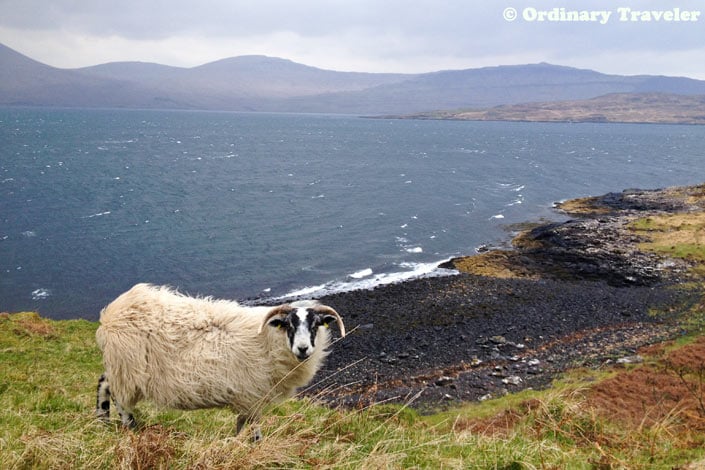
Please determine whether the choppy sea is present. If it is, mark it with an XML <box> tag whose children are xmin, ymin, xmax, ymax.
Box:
<box><xmin>1</xmin><ymin>107</ymin><xmax>703</xmax><ymax>319</ymax></box>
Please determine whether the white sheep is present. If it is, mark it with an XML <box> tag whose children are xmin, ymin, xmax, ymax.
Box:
<box><xmin>95</xmin><ymin>283</ymin><xmax>345</xmax><ymax>437</ymax></box>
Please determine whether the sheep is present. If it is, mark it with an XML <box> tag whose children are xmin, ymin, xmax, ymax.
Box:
<box><xmin>95</xmin><ymin>283</ymin><xmax>345</xmax><ymax>438</ymax></box>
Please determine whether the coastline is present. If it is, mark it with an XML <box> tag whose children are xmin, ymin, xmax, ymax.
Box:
<box><xmin>374</xmin><ymin>93</ymin><xmax>705</xmax><ymax>126</ymax></box>
<box><xmin>308</xmin><ymin>183</ymin><xmax>705</xmax><ymax>411</ymax></box>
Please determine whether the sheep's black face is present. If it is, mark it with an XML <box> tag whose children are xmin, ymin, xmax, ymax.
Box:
<box><xmin>268</xmin><ymin>306</ymin><xmax>337</xmax><ymax>361</ymax></box>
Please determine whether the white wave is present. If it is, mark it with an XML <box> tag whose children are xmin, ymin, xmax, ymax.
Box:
<box><xmin>272</xmin><ymin>261</ymin><xmax>457</xmax><ymax>302</ymax></box>
<box><xmin>282</xmin><ymin>283</ymin><xmax>328</xmax><ymax>299</ymax></box>
<box><xmin>349</xmin><ymin>268</ymin><xmax>373</xmax><ymax>279</ymax></box>
<box><xmin>21</xmin><ymin>230</ymin><xmax>36</xmax><ymax>238</ymax></box>
<box><xmin>83</xmin><ymin>211</ymin><xmax>112</xmax><ymax>219</ymax></box>
<box><xmin>490</xmin><ymin>214</ymin><xmax>505</xmax><ymax>219</ymax></box>
<box><xmin>31</xmin><ymin>288</ymin><xmax>51</xmax><ymax>300</ymax></box>
<box><xmin>405</xmin><ymin>246</ymin><xmax>423</xmax><ymax>253</ymax></box>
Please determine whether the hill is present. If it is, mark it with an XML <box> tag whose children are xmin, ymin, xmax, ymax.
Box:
<box><xmin>2</xmin><ymin>43</ymin><xmax>705</xmax><ymax>114</ymax></box>
<box><xmin>393</xmin><ymin>92</ymin><xmax>705</xmax><ymax>124</ymax></box>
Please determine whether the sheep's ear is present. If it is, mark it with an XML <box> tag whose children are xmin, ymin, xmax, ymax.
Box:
<box><xmin>313</xmin><ymin>306</ymin><xmax>346</xmax><ymax>338</ymax></box>
<box><xmin>258</xmin><ymin>305</ymin><xmax>292</xmax><ymax>334</ymax></box>
<box><xmin>268</xmin><ymin>319</ymin><xmax>287</xmax><ymax>330</ymax></box>
<box><xmin>321</xmin><ymin>315</ymin><xmax>336</xmax><ymax>328</ymax></box>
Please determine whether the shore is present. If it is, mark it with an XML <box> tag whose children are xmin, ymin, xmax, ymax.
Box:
<box><xmin>308</xmin><ymin>183</ymin><xmax>705</xmax><ymax>411</ymax></box>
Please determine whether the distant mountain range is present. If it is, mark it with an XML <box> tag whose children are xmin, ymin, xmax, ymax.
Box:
<box><xmin>2</xmin><ymin>43</ymin><xmax>705</xmax><ymax>115</ymax></box>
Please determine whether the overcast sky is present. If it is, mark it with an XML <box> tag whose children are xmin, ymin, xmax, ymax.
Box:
<box><xmin>1</xmin><ymin>0</ymin><xmax>704</xmax><ymax>78</ymax></box>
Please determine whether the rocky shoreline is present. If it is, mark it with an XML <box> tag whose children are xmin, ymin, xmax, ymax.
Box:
<box><xmin>306</xmin><ymin>184</ymin><xmax>705</xmax><ymax>411</ymax></box>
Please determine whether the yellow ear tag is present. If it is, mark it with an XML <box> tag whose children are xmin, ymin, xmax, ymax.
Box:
<box><xmin>325</xmin><ymin>323</ymin><xmax>330</xmax><ymax>328</ymax></box>
<box><xmin>276</xmin><ymin>324</ymin><xmax>282</xmax><ymax>329</ymax></box>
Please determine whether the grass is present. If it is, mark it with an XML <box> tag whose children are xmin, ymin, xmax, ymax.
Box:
<box><xmin>3</xmin><ymin>311</ymin><xmax>705</xmax><ymax>469</ymax></box>
<box><xmin>630</xmin><ymin>212</ymin><xmax>705</xmax><ymax>264</ymax></box>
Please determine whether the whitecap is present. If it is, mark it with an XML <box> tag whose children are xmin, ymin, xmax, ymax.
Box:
<box><xmin>282</xmin><ymin>283</ymin><xmax>328</xmax><ymax>298</ymax></box>
<box><xmin>272</xmin><ymin>260</ymin><xmax>456</xmax><ymax>302</ymax></box>
<box><xmin>31</xmin><ymin>288</ymin><xmax>51</xmax><ymax>300</ymax></box>
<box><xmin>83</xmin><ymin>211</ymin><xmax>111</xmax><ymax>219</ymax></box>
<box><xmin>405</xmin><ymin>246</ymin><xmax>423</xmax><ymax>253</ymax></box>
<box><xmin>490</xmin><ymin>214</ymin><xmax>505</xmax><ymax>220</ymax></box>
<box><xmin>21</xmin><ymin>230</ymin><xmax>36</xmax><ymax>237</ymax></box>
<box><xmin>349</xmin><ymin>268</ymin><xmax>373</xmax><ymax>279</ymax></box>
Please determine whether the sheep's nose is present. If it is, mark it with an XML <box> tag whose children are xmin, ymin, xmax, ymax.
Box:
<box><xmin>296</xmin><ymin>346</ymin><xmax>310</xmax><ymax>359</ymax></box>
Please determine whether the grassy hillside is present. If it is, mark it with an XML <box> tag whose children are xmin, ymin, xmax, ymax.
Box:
<box><xmin>2</xmin><ymin>204</ymin><xmax>705</xmax><ymax>468</ymax></box>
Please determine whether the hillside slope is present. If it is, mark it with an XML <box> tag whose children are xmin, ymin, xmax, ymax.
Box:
<box><xmin>3</xmin><ymin>43</ymin><xmax>705</xmax><ymax>114</ymax></box>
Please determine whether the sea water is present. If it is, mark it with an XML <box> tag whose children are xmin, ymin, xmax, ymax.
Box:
<box><xmin>1</xmin><ymin>108</ymin><xmax>703</xmax><ymax>319</ymax></box>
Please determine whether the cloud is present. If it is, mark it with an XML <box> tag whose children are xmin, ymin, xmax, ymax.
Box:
<box><xmin>0</xmin><ymin>0</ymin><xmax>703</xmax><ymax>78</ymax></box>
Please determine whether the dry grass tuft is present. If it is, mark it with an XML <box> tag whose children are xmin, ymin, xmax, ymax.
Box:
<box><xmin>114</xmin><ymin>424</ymin><xmax>185</xmax><ymax>469</ymax></box>
<box><xmin>10</xmin><ymin>312</ymin><xmax>58</xmax><ymax>339</ymax></box>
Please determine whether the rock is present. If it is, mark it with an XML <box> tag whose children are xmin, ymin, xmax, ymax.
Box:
<box><xmin>435</xmin><ymin>376</ymin><xmax>454</xmax><ymax>387</ymax></box>
<box><xmin>616</xmin><ymin>355</ymin><xmax>644</xmax><ymax>364</ymax></box>
<box><xmin>502</xmin><ymin>376</ymin><xmax>523</xmax><ymax>386</ymax></box>
<box><xmin>490</xmin><ymin>335</ymin><xmax>507</xmax><ymax>345</ymax></box>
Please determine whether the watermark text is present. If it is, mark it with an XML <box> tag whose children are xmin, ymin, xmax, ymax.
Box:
<box><xmin>503</xmin><ymin>6</ymin><xmax>701</xmax><ymax>24</ymax></box>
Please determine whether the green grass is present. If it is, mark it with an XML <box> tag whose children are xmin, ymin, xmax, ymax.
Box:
<box><xmin>2</xmin><ymin>311</ymin><xmax>705</xmax><ymax>469</ymax></box>
<box><xmin>630</xmin><ymin>213</ymin><xmax>705</xmax><ymax>263</ymax></box>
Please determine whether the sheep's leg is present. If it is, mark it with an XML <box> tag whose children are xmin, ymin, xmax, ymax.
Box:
<box><xmin>95</xmin><ymin>373</ymin><xmax>111</xmax><ymax>422</ymax></box>
<box><xmin>236</xmin><ymin>414</ymin><xmax>262</xmax><ymax>442</ymax></box>
<box><xmin>111</xmin><ymin>394</ymin><xmax>137</xmax><ymax>429</ymax></box>
<box><xmin>114</xmin><ymin>400</ymin><xmax>137</xmax><ymax>429</ymax></box>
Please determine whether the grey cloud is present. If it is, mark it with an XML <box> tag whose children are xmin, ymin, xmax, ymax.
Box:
<box><xmin>0</xmin><ymin>0</ymin><xmax>703</xmax><ymax>76</ymax></box>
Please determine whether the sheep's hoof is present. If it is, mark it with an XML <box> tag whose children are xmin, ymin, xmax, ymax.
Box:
<box><xmin>95</xmin><ymin>409</ymin><xmax>110</xmax><ymax>424</ymax></box>
<box><xmin>121</xmin><ymin>415</ymin><xmax>137</xmax><ymax>430</ymax></box>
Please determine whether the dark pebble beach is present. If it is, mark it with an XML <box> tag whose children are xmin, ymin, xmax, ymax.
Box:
<box><xmin>305</xmin><ymin>184</ymin><xmax>705</xmax><ymax>411</ymax></box>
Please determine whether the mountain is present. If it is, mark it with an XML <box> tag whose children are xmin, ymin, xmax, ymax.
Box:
<box><xmin>2</xmin><ymin>43</ymin><xmax>705</xmax><ymax>114</ymax></box>
<box><xmin>391</xmin><ymin>93</ymin><xmax>705</xmax><ymax>125</ymax></box>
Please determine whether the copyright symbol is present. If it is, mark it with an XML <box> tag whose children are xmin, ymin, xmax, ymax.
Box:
<box><xmin>503</xmin><ymin>7</ymin><xmax>518</xmax><ymax>21</ymax></box>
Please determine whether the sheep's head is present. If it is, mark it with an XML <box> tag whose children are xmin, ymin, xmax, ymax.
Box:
<box><xmin>258</xmin><ymin>301</ymin><xmax>346</xmax><ymax>361</ymax></box>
